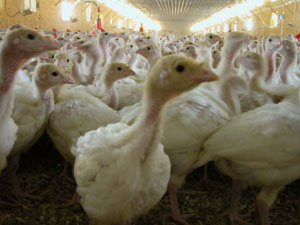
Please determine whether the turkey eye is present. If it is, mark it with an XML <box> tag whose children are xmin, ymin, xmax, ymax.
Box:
<box><xmin>104</xmin><ymin>32</ymin><xmax>108</xmax><ymax>35</ymax></box>
<box><xmin>67</xmin><ymin>59</ymin><xmax>70</xmax><ymax>62</ymax></box>
<box><xmin>209</xmin><ymin>35</ymin><xmax>213</xmax><ymax>38</ymax></box>
<box><xmin>116</xmin><ymin>38</ymin><xmax>119</xmax><ymax>41</ymax></box>
<box><xmin>213</xmin><ymin>51</ymin><xmax>216</xmax><ymax>53</ymax></box>
<box><xmin>27</xmin><ymin>34</ymin><xmax>35</xmax><ymax>40</ymax></box>
<box><xmin>147</xmin><ymin>47</ymin><xmax>151</xmax><ymax>50</ymax></box>
<box><xmin>176</xmin><ymin>65</ymin><xmax>185</xmax><ymax>72</ymax></box>
<box><xmin>51</xmin><ymin>55</ymin><xmax>54</xmax><ymax>58</ymax></box>
<box><xmin>187</xmin><ymin>47</ymin><xmax>190</xmax><ymax>50</ymax></box>
<box><xmin>117</xmin><ymin>67</ymin><xmax>122</xmax><ymax>71</ymax></box>
<box><xmin>130</xmin><ymin>45</ymin><xmax>133</xmax><ymax>48</ymax></box>
<box><xmin>269</xmin><ymin>39</ymin><xmax>272</xmax><ymax>42</ymax></box>
<box><xmin>77</xmin><ymin>37</ymin><xmax>80</xmax><ymax>40</ymax></box>
<box><xmin>219</xmin><ymin>41</ymin><xmax>222</xmax><ymax>44</ymax></box>
<box><xmin>147</xmin><ymin>37</ymin><xmax>150</xmax><ymax>39</ymax></box>
<box><xmin>52</xmin><ymin>72</ymin><xmax>58</xmax><ymax>76</ymax></box>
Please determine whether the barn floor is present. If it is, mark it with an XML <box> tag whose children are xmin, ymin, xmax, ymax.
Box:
<box><xmin>0</xmin><ymin>134</ymin><xmax>299</xmax><ymax>225</ymax></box>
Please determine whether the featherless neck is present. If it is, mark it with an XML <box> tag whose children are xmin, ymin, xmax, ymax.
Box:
<box><xmin>278</xmin><ymin>52</ymin><xmax>297</xmax><ymax>82</ymax></box>
<box><xmin>217</xmin><ymin>47</ymin><xmax>237</xmax><ymax>76</ymax></box>
<box><xmin>203</xmin><ymin>48</ymin><xmax>214</xmax><ymax>71</ymax></box>
<box><xmin>130</xmin><ymin>90</ymin><xmax>166</xmax><ymax>160</ymax></box>
<box><xmin>33</xmin><ymin>78</ymin><xmax>53</xmax><ymax>101</ymax></box>
<box><xmin>99</xmin><ymin>38</ymin><xmax>111</xmax><ymax>67</ymax></box>
<box><xmin>98</xmin><ymin>77</ymin><xmax>113</xmax><ymax>96</ymax></box>
<box><xmin>266</xmin><ymin>50</ymin><xmax>277</xmax><ymax>82</ymax></box>
<box><xmin>220</xmin><ymin>80</ymin><xmax>242</xmax><ymax>115</ymax></box>
<box><xmin>148</xmin><ymin>56</ymin><xmax>160</xmax><ymax>68</ymax></box>
<box><xmin>0</xmin><ymin>46</ymin><xmax>27</xmax><ymax>95</ymax></box>
<box><xmin>136</xmin><ymin>90</ymin><xmax>167</xmax><ymax>127</ymax></box>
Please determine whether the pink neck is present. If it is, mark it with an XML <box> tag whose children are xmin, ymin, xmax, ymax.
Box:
<box><xmin>218</xmin><ymin>48</ymin><xmax>236</xmax><ymax>76</ymax></box>
<box><xmin>138</xmin><ymin>93</ymin><xmax>167</xmax><ymax>127</ymax></box>
<box><xmin>277</xmin><ymin>52</ymin><xmax>297</xmax><ymax>83</ymax></box>
<box><xmin>0</xmin><ymin>47</ymin><xmax>26</xmax><ymax>95</ymax></box>
<box><xmin>148</xmin><ymin>56</ymin><xmax>160</xmax><ymax>69</ymax></box>
<box><xmin>266</xmin><ymin>50</ymin><xmax>276</xmax><ymax>82</ymax></box>
<box><xmin>99</xmin><ymin>38</ymin><xmax>110</xmax><ymax>67</ymax></box>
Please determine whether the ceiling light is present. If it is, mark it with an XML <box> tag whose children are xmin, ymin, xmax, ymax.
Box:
<box><xmin>61</xmin><ymin>1</ymin><xmax>72</xmax><ymax>21</ymax></box>
<box><xmin>61</xmin><ymin>0</ymin><xmax>81</xmax><ymax>21</ymax></box>
<box><xmin>246</xmin><ymin>18</ymin><xmax>253</xmax><ymax>30</ymax></box>
<box><xmin>234</xmin><ymin>23</ymin><xmax>237</xmax><ymax>31</ymax></box>
<box><xmin>97</xmin><ymin>0</ymin><xmax>161</xmax><ymax>31</ymax></box>
<box><xmin>223</xmin><ymin>24</ymin><xmax>229</xmax><ymax>32</ymax></box>
<box><xmin>191</xmin><ymin>0</ymin><xmax>264</xmax><ymax>31</ymax></box>
<box><xmin>270</xmin><ymin>13</ymin><xmax>278</xmax><ymax>28</ymax></box>
<box><xmin>118</xmin><ymin>18</ymin><xmax>122</xmax><ymax>29</ymax></box>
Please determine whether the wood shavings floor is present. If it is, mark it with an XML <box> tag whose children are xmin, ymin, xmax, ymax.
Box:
<box><xmin>0</xmin><ymin>134</ymin><xmax>299</xmax><ymax>225</ymax></box>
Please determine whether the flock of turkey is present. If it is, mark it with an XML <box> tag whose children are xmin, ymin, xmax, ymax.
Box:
<box><xmin>0</xmin><ymin>24</ymin><xmax>299</xmax><ymax>225</ymax></box>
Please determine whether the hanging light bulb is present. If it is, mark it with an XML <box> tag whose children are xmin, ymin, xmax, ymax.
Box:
<box><xmin>246</xmin><ymin>18</ymin><xmax>253</xmax><ymax>30</ymax></box>
<box><xmin>117</xmin><ymin>18</ymin><xmax>122</xmax><ymax>29</ymax></box>
<box><xmin>86</xmin><ymin>5</ymin><xmax>92</xmax><ymax>22</ymax></box>
<box><xmin>61</xmin><ymin>1</ymin><xmax>72</xmax><ymax>21</ymax></box>
<box><xmin>270</xmin><ymin>13</ymin><xmax>278</xmax><ymax>28</ymax></box>
<box><xmin>223</xmin><ymin>24</ymin><xmax>229</xmax><ymax>32</ymax></box>
<box><xmin>110</xmin><ymin>16</ymin><xmax>113</xmax><ymax>25</ymax></box>
<box><xmin>234</xmin><ymin>23</ymin><xmax>237</xmax><ymax>31</ymax></box>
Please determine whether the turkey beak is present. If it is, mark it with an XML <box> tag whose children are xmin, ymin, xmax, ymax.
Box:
<box><xmin>128</xmin><ymin>67</ymin><xmax>136</xmax><ymax>76</ymax></box>
<box><xmin>61</xmin><ymin>74</ymin><xmax>75</xmax><ymax>84</ymax></box>
<box><xmin>188</xmin><ymin>64</ymin><xmax>219</xmax><ymax>83</ymax></box>
<box><xmin>41</xmin><ymin>38</ymin><xmax>60</xmax><ymax>51</ymax></box>
<box><xmin>136</xmin><ymin>49</ymin><xmax>144</xmax><ymax>56</ymax></box>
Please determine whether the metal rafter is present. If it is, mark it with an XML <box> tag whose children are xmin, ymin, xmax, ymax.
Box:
<box><xmin>126</xmin><ymin>0</ymin><xmax>240</xmax><ymax>26</ymax></box>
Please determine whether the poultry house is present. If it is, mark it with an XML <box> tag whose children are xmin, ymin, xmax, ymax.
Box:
<box><xmin>0</xmin><ymin>0</ymin><xmax>300</xmax><ymax>225</ymax></box>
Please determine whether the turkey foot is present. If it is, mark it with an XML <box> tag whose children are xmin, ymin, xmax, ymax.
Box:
<box><xmin>57</xmin><ymin>192</ymin><xmax>80</xmax><ymax>208</ymax></box>
<box><xmin>8</xmin><ymin>156</ymin><xmax>42</xmax><ymax>200</ymax></box>
<box><xmin>167</xmin><ymin>181</ymin><xmax>194</xmax><ymax>225</ymax></box>
<box><xmin>221</xmin><ymin>209</ymin><xmax>252</xmax><ymax>225</ymax></box>
<box><xmin>58</xmin><ymin>160</ymin><xmax>75</xmax><ymax>183</ymax></box>
<box><xmin>221</xmin><ymin>180</ymin><xmax>252</xmax><ymax>225</ymax></box>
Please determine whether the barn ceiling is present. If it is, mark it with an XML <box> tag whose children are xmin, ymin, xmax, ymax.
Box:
<box><xmin>125</xmin><ymin>0</ymin><xmax>241</xmax><ymax>29</ymax></box>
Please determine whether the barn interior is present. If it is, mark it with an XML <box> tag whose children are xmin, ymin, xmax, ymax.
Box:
<box><xmin>0</xmin><ymin>1</ymin><xmax>300</xmax><ymax>225</ymax></box>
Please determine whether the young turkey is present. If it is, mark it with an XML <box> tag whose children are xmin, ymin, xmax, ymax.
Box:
<box><xmin>73</xmin><ymin>55</ymin><xmax>219</xmax><ymax>225</ymax></box>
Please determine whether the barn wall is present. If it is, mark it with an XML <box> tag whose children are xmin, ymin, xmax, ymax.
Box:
<box><xmin>1</xmin><ymin>0</ymin><xmax>300</xmax><ymax>38</ymax></box>
<box><xmin>0</xmin><ymin>0</ymin><xmax>138</xmax><ymax>33</ymax></box>
<box><xmin>203</xmin><ymin>1</ymin><xmax>300</xmax><ymax>38</ymax></box>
